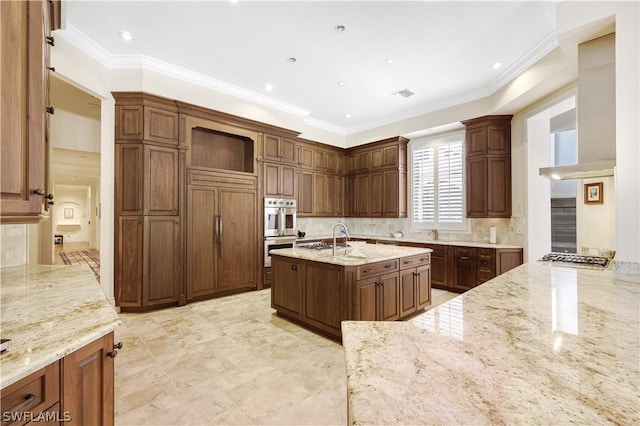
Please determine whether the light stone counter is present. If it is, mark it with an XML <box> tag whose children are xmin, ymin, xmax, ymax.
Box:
<box><xmin>296</xmin><ymin>234</ymin><xmax>522</xmax><ymax>249</ymax></box>
<box><xmin>0</xmin><ymin>264</ymin><xmax>121</xmax><ymax>389</ymax></box>
<box><xmin>342</xmin><ymin>263</ymin><xmax>640</xmax><ymax>425</ymax></box>
<box><xmin>270</xmin><ymin>243</ymin><xmax>431</xmax><ymax>266</ymax></box>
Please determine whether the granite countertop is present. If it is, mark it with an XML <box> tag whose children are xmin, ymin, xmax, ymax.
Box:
<box><xmin>342</xmin><ymin>263</ymin><xmax>640</xmax><ymax>425</ymax></box>
<box><xmin>270</xmin><ymin>243</ymin><xmax>431</xmax><ymax>266</ymax></box>
<box><xmin>296</xmin><ymin>234</ymin><xmax>522</xmax><ymax>249</ymax></box>
<box><xmin>0</xmin><ymin>265</ymin><xmax>121</xmax><ymax>389</ymax></box>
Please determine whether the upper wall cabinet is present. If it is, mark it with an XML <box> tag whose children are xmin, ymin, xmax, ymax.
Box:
<box><xmin>113</xmin><ymin>93</ymin><xmax>179</xmax><ymax>146</ymax></box>
<box><xmin>1</xmin><ymin>1</ymin><xmax>52</xmax><ymax>224</ymax></box>
<box><xmin>262</xmin><ymin>134</ymin><xmax>296</xmax><ymax>164</ymax></box>
<box><xmin>461</xmin><ymin>115</ymin><xmax>513</xmax><ymax>218</ymax></box>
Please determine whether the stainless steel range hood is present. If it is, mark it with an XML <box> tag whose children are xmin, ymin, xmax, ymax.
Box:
<box><xmin>539</xmin><ymin>160</ymin><xmax>615</xmax><ymax>180</ymax></box>
<box><xmin>540</xmin><ymin>33</ymin><xmax>616</xmax><ymax>181</ymax></box>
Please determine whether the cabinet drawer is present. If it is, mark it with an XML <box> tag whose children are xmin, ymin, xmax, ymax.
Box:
<box><xmin>478</xmin><ymin>270</ymin><xmax>496</xmax><ymax>283</ymax></box>
<box><xmin>357</xmin><ymin>259</ymin><xmax>398</xmax><ymax>279</ymax></box>
<box><xmin>453</xmin><ymin>247</ymin><xmax>477</xmax><ymax>258</ymax></box>
<box><xmin>399</xmin><ymin>254</ymin><xmax>430</xmax><ymax>270</ymax></box>
<box><xmin>1</xmin><ymin>361</ymin><xmax>60</xmax><ymax>426</ymax></box>
<box><xmin>478</xmin><ymin>248</ymin><xmax>495</xmax><ymax>258</ymax></box>
<box><xmin>478</xmin><ymin>258</ymin><xmax>495</xmax><ymax>271</ymax></box>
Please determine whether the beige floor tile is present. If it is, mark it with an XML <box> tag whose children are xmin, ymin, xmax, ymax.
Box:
<box><xmin>115</xmin><ymin>287</ymin><xmax>457</xmax><ymax>425</ymax></box>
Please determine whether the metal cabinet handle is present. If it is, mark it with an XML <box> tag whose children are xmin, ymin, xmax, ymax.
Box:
<box><xmin>214</xmin><ymin>215</ymin><xmax>221</xmax><ymax>244</ymax></box>
<box><xmin>7</xmin><ymin>394</ymin><xmax>36</xmax><ymax>414</ymax></box>
<box><xmin>385</xmin><ymin>264</ymin><xmax>394</xmax><ymax>269</ymax></box>
<box><xmin>366</xmin><ymin>268</ymin><xmax>374</xmax><ymax>273</ymax></box>
<box><xmin>107</xmin><ymin>351</ymin><xmax>118</xmax><ymax>359</ymax></box>
<box><xmin>114</xmin><ymin>342</ymin><xmax>123</xmax><ymax>350</ymax></box>
<box><xmin>459</xmin><ymin>256</ymin><xmax>470</xmax><ymax>260</ymax></box>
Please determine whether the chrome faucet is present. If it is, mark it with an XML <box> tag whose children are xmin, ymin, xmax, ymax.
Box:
<box><xmin>431</xmin><ymin>228</ymin><xmax>438</xmax><ymax>241</ymax></box>
<box><xmin>333</xmin><ymin>223</ymin><xmax>350</xmax><ymax>257</ymax></box>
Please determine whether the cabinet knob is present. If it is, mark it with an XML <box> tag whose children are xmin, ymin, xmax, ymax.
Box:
<box><xmin>106</xmin><ymin>351</ymin><xmax>118</xmax><ymax>359</ymax></box>
<box><xmin>44</xmin><ymin>193</ymin><xmax>54</xmax><ymax>200</ymax></box>
<box><xmin>33</xmin><ymin>188</ymin><xmax>46</xmax><ymax>196</ymax></box>
<box><xmin>46</xmin><ymin>36</ymin><xmax>55</xmax><ymax>46</ymax></box>
<box><xmin>46</xmin><ymin>106</ymin><xmax>55</xmax><ymax>115</ymax></box>
<box><xmin>113</xmin><ymin>342</ymin><xmax>123</xmax><ymax>350</ymax></box>
<box><xmin>291</xmin><ymin>264</ymin><xmax>298</xmax><ymax>271</ymax></box>
<box><xmin>48</xmin><ymin>66</ymin><xmax>56</xmax><ymax>72</ymax></box>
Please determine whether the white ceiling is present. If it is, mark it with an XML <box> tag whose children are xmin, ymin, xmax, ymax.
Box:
<box><xmin>63</xmin><ymin>0</ymin><xmax>558</xmax><ymax>134</ymax></box>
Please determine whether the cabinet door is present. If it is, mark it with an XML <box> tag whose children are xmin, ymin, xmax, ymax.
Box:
<box><xmin>333</xmin><ymin>175</ymin><xmax>345</xmax><ymax>216</ymax></box>
<box><xmin>218</xmin><ymin>188</ymin><xmax>257</xmax><ymax>291</ymax></box>
<box><xmin>383</xmin><ymin>170</ymin><xmax>399</xmax><ymax>217</ymax></box>
<box><xmin>143</xmin><ymin>216</ymin><xmax>180</xmax><ymax>305</ymax></box>
<box><xmin>272</xmin><ymin>257</ymin><xmax>304</xmax><ymax>319</ymax></box>
<box><xmin>279</xmin><ymin>138</ymin><xmax>296</xmax><ymax>163</ymax></box>
<box><xmin>346</xmin><ymin>176</ymin><xmax>357</xmax><ymax>216</ymax></box>
<box><xmin>466</xmin><ymin>157</ymin><xmax>487</xmax><ymax>217</ymax></box>
<box><xmin>399</xmin><ymin>268</ymin><xmax>417</xmax><ymax>318</ymax></box>
<box><xmin>465</xmin><ymin>126</ymin><xmax>487</xmax><ymax>157</ymax></box>
<box><xmin>144</xmin><ymin>145</ymin><xmax>179</xmax><ymax>215</ymax></box>
<box><xmin>144</xmin><ymin>106</ymin><xmax>178</xmax><ymax>145</ymax></box>
<box><xmin>116</xmin><ymin>216</ymin><xmax>143</xmax><ymax>307</ymax></box>
<box><xmin>63</xmin><ymin>332</ymin><xmax>114</xmax><ymax>426</ymax></box>
<box><xmin>296</xmin><ymin>171</ymin><xmax>313</xmax><ymax>215</ymax></box>
<box><xmin>313</xmin><ymin>149</ymin><xmax>326</xmax><ymax>171</ymax></box>
<box><xmin>453</xmin><ymin>248</ymin><xmax>477</xmax><ymax>291</ymax></box>
<box><xmin>378</xmin><ymin>272</ymin><xmax>400</xmax><ymax>321</ymax></box>
<box><xmin>354</xmin><ymin>277</ymin><xmax>378</xmax><ymax>321</ymax></box>
<box><xmin>487</xmin><ymin>125</ymin><xmax>511</xmax><ymax>155</ymax></box>
<box><xmin>187</xmin><ymin>187</ymin><xmax>218</xmax><ymax>299</ymax></box>
<box><xmin>313</xmin><ymin>174</ymin><xmax>327</xmax><ymax>215</ymax></box>
<box><xmin>487</xmin><ymin>156</ymin><xmax>511</xmax><ymax>217</ymax></box>
<box><xmin>355</xmin><ymin>175</ymin><xmax>370</xmax><ymax>216</ymax></box>
<box><xmin>427</xmin><ymin>245</ymin><xmax>449</xmax><ymax>287</ymax></box>
<box><xmin>263</xmin><ymin>134</ymin><xmax>280</xmax><ymax>161</ymax></box>
<box><xmin>416</xmin><ymin>264</ymin><xmax>431</xmax><ymax>309</ymax></box>
<box><xmin>115</xmin><ymin>106</ymin><xmax>143</xmax><ymax>140</ymax></box>
<box><xmin>263</xmin><ymin>163</ymin><xmax>280</xmax><ymax>197</ymax></box>
<box><xmin>0</xmin><ymin>1</ymin><xmax>47</xmax><ymax>222</ymax></box>
<box><xmin>281</xmin><ymin>165</ymin><xmax>296</xmax><ymax>197</ymax></box>
<box><xmin>369</xmin><ymin>173</ymin><xmax>383</xmax><ymax>216</ymax></box>
<box><xmin>115</xmin><ymin>144</ymin><xmax>143</xmax><ymax>215</ymax></box>
<box><xmin>297</xmin><ymin>145</ymin><xmax>313</xmax><ymax>168</ymax></box>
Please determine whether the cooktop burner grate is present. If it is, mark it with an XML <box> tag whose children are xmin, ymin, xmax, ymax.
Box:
<box><xmin>541</xmin><ymin>253</ymin><xmax>609</xmax><ymax>268</ymax></box>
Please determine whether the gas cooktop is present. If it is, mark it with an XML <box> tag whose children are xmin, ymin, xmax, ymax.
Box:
<box><xmin>540</xmin><ymin>252</ymin><xmax>610</xmax><ymax>269</ymax></box>
<box><xmin>297</xmin><ymin>241</ymin><xmax>348</xmax><ymax>250</ymax></box>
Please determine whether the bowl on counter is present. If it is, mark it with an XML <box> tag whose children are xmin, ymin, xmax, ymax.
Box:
<box><xmin>391</xmin><ymin>231</ymin><xmax>403</xmax><ymax>238</ymax></box>
<box><xmin>347</xmin><ymin>241</ymin><xmax>367</xmax><ymax>258</ymax></box>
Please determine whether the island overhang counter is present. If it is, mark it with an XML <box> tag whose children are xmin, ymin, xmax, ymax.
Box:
<box><xmin>270</xmin><ymin>243</ymin><xmax>433</xmax><ymax>339</ymax></box>
<box><xmin>342</xmin><ymin>262</ymin><xmax>640</xmax><ymax>425</ymax></box>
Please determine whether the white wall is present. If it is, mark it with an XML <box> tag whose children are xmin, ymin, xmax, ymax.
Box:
<box><xmin>54</xmin><ymin>186</ymin><xmax>91</xmax><ymax>244</ymax></box>
<box><xmin>576</xmin><ymin>176</ymin><xmax>616</xmax><ymax>253</ymax></box>
<box><xmin>51</xmin><ymin>109</ymin><xmax>100</xmax><ymax>153</ymax></box>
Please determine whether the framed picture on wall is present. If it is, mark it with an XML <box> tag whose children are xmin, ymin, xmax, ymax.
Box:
<box><xmin>584</xmin><ymin>182</ymin><xmax>603</xmax><ymax>204</ymax></box>
<box><xmin>64</xmin><ymin>207</ymin><xmax>74</xmax><ymax>219</ymax></box>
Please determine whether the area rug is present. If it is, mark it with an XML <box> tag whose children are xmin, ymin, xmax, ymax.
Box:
<box><xmin>59</xmin><ymin>251</ymin><xmax>100</xmax><ymax>281</ymax></box>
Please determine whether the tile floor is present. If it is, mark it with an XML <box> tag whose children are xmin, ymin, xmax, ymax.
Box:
<box><xmin>114</xmin><ymin>288</ymin><xmax>458</xmax><ymax>425</ymax></box>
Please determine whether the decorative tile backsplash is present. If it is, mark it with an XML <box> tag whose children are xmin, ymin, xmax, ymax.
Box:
<box><xmin>0</xmin><ymin>225</ymin><xmax>28</xmax><ymax>268</ymax></box>
<box><xmin>296</xmin><ymin>217</ymin><xmax>523</xmax><ymax>246</ymax></box>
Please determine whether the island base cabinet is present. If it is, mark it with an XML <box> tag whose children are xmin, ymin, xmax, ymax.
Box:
<box><xmin>303</xmin><ymin>263</ymin><xmax>347</xmax><ymax>338</ymax></box>
<box><xmin>400</xmin><ymin>264</ymin><xmax>431</xmax><ymax>319</ymax></box>
<box><xmin>355</xmin><ymin>272</ymin><xmax>400</xmax><ymax>322</ymax></box>
<box><xmin>62</xmin><ymin>332</ymin><xmax>114</xmax><ymax>426</ymax></box>
<box><xmin>271</xmin><ymin>257</ymin><xmax>304</xmax><ymax>319</ymax></box>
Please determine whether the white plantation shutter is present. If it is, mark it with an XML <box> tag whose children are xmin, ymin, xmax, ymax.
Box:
<box><xmin>412</xmin><ymin>144</ymin><xmax>435</xmax><ymax>222</ymax></box>
<box><xmin>437</xmin><ymin>140</ymin><xmax>464</xmax><ymax>224</ymax></box>
<box><xmin>410</xmin><ymin>133</ymin><xmax>466</xmax><ymax>230</ymax></box>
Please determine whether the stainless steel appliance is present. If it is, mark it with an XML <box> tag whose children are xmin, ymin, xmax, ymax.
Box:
<box><xmin>540</xmin><ymin>252</ymin><xmax>610</xmax><ymax>270</ymax></box>
<box><xmin>264</xmin><ymin>236</ymin><xmax>297</xmax><ymax>267</ymax></box>
<box><xmin>264</xmin><ymin>198</ymin><xmax>296</xmax><ymax>237</ymax></box>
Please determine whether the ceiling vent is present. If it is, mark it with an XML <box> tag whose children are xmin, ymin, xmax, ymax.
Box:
<box><xmin>396</xmin><ymin>89</ymin><xmax>415</xmax><ymax>98</ymax></box>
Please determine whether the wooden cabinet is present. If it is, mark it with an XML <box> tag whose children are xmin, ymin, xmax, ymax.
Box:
<box><xmin>263</xmin><ymin>134</ymin><xmax>296</xmax><ymax>164</ymax></box>
<box><xmin>303</xmin><ymin>262</ymin><xmax>347</xmax><ymax>337</ymax></box>
<box><xmin>62</xmin><ymin>332</ymin><xmax>115</xmax><ymax>426</ymax></box>
<box><xmin>1</xmin><ymin>0</ymin><xmax>52</xmax><ymax>224</ymax></box>
<box><xmin>295</xmin><ymin>170</ymin><xmax>314</xmax><ymax>215</ymax></box>
<box><xmin>296</xmin><ymin>144</ymin><xmax>314</xmax><ymax>169</ymax></box>
<box><xmin>399</xmin><ymin>254</ymin><xmax>431</xmax><ymax>319</ymax></box>
<box><xmin>1</xmin><ymin>361</ymin><xmax>60</xmax><ymax>426</ymax></box>
<box><xmin>462</xmin><ymin>115</ymin><xmax>513</xmax><ymax>218</ymax></box>
<box><xmin>187</xmin><ymin>174</ymin><xmax>258</xmax><ymax>300</ymax></box>
<box><xmin>271</xmin><ymin>257</ymin><xmax>304</xmax><ymax>319</ymax></box>
<box><xmin>345</xmin><ymin>137</ymin><xmax>407</xmax><ymax>218</ymax></box>
<box><xmin>452</xmin><ymin>247</ymin><xmax>477</xmax><ymax>291</ymax></box>
<box><xmin>477</xmin><ymin>247</ymin><xmax>496</xmax><ymax>284</ymax></box>
<box><xmin>355</xmin><ymin>272</ymin><xmax>400</xmax><ymax>322</ymax></box>
<box><xmin>114</xmin><ymin>94</ymin><xmax>182</xmax><ymax>311</ymax></box>
<box><xmin>263</xmin><ymin>162</ymin><xmax>295</xmax><ymax>197</ymax></box>
<box><xmin>1</xmin><ymin>333</ymin><xmax>117</xmax><ymax>426</ymax></box>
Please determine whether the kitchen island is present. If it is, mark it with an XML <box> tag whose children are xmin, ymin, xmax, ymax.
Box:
<box><xmin>1</xmin><ymin>265</ymin><xmax>121</xmax><ymax>424</ymax></box>
<box><xmin>342</xmin><ymin>263</ymin><xmax>640</xmax><ymax>425</ymax></box>
<box><xmin>270</xmin><ymin>243</ymin><xmax>432</xmax><ymax>339</ymax></box>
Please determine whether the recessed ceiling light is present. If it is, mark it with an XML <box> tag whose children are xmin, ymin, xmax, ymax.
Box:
<box><xmin>337</xmin><ymin>81</ymin><xmax>345</xmax><ymax>86</ymax></box>
<box><xmin>492</xmin><ymin>62</ymin><xmax>503</xmax><ymax>70</ymax></box>
<box><xmin>287</xmin><ymin>57</ymin><xmax>297</xmax><ymax>63</ymax></box>
<box><xmin>120</xmin><ymin>31</ymin><xmax>133</xmax><ymax>41</ymax></box>
<box><xmin>229</xmin><ymin>0</ymin><xmax>239</xmax><ymax>3</ymax></box>
<box><xmin>335</xmin><ymin>25</ymin><xmax>346</xmax><ymax>32</ymax></box>
<box><xmin>345</xmin><ymin>113</ymin><xmax>351</xmax><ymax>118</ymax></box>
<box><xmin>265</xmin><ymin>83</ymin><xmax>274</xmax><ymax>92</ymax></box>
<box><xmin>385</xmin><ymin>58</ymin><xmax>395</xmax><ymax>64</ymax></box>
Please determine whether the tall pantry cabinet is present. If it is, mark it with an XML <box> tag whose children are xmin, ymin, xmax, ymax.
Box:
<box><xmin>114</xmin><ymin>93</ymin><xmax>182</xmax><ymax>310</ymax></box>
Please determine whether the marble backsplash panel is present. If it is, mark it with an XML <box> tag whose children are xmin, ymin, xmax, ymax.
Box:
<box><xmin>0</xmin><ymin>225</ymin><xmax>28</xmax><ymax>268</ymax></box>
<box><xmin>296</xmin><ymin>217</ymin><xmax>523</xmax><ymax>246</ymax></box>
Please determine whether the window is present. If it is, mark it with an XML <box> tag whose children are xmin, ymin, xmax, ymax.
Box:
<box><xmin>410</xmin><ymin>133</ymin><xmax>466</xmax><ymax>231</ymax></box>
